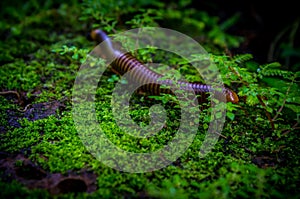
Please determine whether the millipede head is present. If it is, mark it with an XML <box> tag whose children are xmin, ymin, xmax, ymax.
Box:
<box><xmin>225</xmin><ymin>89</ymin><xmax>239</xmax><ymax>104</ymax></box>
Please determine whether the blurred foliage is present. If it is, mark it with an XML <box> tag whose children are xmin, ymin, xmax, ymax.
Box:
<box><xmin>0</xmin><ymin>0</ymin><xmax>300</xmax><ymax>199</ymax></box>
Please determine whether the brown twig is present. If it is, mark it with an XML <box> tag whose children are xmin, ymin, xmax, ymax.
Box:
<box><xmin>18</xmin><ymin>104</ymin><xmax>32</xmax><ymax>112</ymax></box>
<box><xmin>256</xmin><ymin>96</ymin><xmax>275</xmax><ymax>130</ymax></box>
<box><xmin>0</xmin><ymin>90</ymin><xmax>21</xmax><ymax>102</ymax></box>
<box><xmin>280</xmin><ymin>122</ymin><xmax>299</xmax><ymax>138</ymax></box>
<box><xmin>0</xmin><ymin>90</ymin><xmax>33</xmax><ymax>112</ymax></box>
<box><xmin>272</xmin><ymin>79</ymin><xmax>293</xmax><ymax>122</ymax></box>
<box><xmin>214</xmin><ymin>132</ymin><xmax>228</xmax><ymax>139</ymax></box>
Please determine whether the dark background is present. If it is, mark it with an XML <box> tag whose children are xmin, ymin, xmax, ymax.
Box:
<box><xmin>192</xmin><ymin>0</ymin><xmax>299</xmax><ymax>64</ymax></box>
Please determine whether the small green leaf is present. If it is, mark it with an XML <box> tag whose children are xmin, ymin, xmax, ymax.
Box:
<box><xmin>226</xmin><ymin>112</ymin><xmax>235</xmax><ymax>121</ymax></box>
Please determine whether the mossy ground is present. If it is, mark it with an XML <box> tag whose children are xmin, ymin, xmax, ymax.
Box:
<box><xmin>1</xmin><ymin>1</ymin><xmax>300</xmax><ymax>198</ymax></box>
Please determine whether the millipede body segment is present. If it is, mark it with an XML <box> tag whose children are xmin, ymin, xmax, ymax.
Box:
<box><xmin>90</xmin><ymin>29</ymin><xmax>239</xmax><ymax>103</ymax></box>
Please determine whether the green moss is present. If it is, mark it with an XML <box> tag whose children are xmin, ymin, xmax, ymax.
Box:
<box><xmin>0</xmin><ymin>181</ymin><xmax>50</xmax><ymax>199</ymax></box>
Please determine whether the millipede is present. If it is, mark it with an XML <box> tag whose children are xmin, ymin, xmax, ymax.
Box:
<box><xmin>90</xmin><ymin>29</ymin><xmax>239</xmax><ymax>104</ymax></box>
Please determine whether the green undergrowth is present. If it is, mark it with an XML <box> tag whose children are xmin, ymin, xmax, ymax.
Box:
<box><xmin>1</xmin><ymin>0</ymin><xmax>300</xmax><ymax>198</ymax></box>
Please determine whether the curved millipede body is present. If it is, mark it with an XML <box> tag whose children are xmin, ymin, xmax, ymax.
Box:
<box><xmin>90</xmin><ymin>29</ymin><xmax>239</xmax><ymax>103</ymax></box>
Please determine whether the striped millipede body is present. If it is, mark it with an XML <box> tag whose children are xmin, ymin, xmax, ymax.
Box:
<box><xmin>90</xmin><ymin>29</ymin><xmax>239</xmax><ymax>103</ymax></box>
